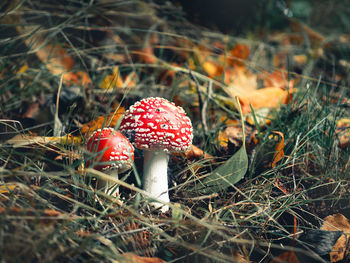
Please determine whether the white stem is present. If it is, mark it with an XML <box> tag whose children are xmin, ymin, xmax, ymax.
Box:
<box><xmin>143</xmin><ymin>150</ymin><xmax>170</xmax><ymax>212</ymax></box>
<box><xmin>98</xmin><ymin>170</ymin><xmax>119</xmax><ymax>197</ymax></box>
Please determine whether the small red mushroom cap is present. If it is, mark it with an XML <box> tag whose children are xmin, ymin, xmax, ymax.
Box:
<box><xmin>86</xmin><ymin>128</ymin><xmax>134</xmax><ymax>172</ymax></box>
<box><xmin>119</xmin><ymin>97</ymin><xmax>193</xmax><ymax>152</ymax></box>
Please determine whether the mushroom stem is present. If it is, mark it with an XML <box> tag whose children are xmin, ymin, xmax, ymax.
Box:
<box><xmin>143</xmin><ymin>150</ymin><xmax>170</xmax><ymax>211</ymax></box>
<box><xmin>97</xmin><ymin>171</ymin><xmax>119</xmax><ymax>197</ymax></box>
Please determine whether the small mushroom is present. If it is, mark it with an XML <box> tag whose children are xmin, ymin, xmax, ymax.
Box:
<box><xmin>119</xmin><ymin>97</ymin><xmax>193</xmax><ymax>212</ymax></box>
<box><xmin>86</xmin><ymin>128</ymin><xmax>134</xmax><ymax>197</ymax></box>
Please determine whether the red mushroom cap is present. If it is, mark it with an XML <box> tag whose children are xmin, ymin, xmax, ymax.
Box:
<box><xmin>119</xmin><ymin>97</ymin><xmax>193</xmax><ymax>152</ymax></box>
<box><xmin>86</xmin><ymin>128</ymin><xmax>134</xmax><ymax>172</ymax></box>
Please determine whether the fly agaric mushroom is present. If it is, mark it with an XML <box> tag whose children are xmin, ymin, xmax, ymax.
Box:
<box><xmin>86</xmin><ymin>128</ymin><xmax>134</xmax><ymax>197</ymax></box>
<box><xmin>119</xmin><ymin>97</ymin><xmax>193</xmax><ymax>211</ymax></box>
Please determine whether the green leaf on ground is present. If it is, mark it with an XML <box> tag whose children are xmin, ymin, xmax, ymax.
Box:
<box><xmin>198</xmin><ymin>97</ymin><xmax>248</xmax><ymax>194</ymax></box>
<box><xmin>200</xmin><ymin>145</ymin><xmax>248</xmax><ymax>194</ymax></box>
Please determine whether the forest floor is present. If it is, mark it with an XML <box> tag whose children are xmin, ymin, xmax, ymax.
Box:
<box><xmin>1</xmin><ymin>1</ymin><xmax>350</xmax><ymax>262</ymax></box>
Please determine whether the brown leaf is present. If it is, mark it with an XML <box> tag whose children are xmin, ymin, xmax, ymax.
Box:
<box><xmin>121</xmin><ymin>253</ymin><xmax>166</xmax><ymax>263</ymax></box>
<box><xmin>20</xmin><ymin>27</ymin><xmax>91</xmax><ymax>85</ymax></box>
<box><xmin>270</xmin><ymin>251</ymin><xmax>299</xmax><ymax>263</ymax></box>
<box><xmin>290</xmin><ymin>19</ymin><xmax>325</xmax><ymax>47</ymax></box>
<box><xmin>217</xmin><ymin>126</ymin><xmax>244</xmax><ymax>148</ymax></box>
<box><xmin>4</xmin><ymin>134</ymin><xmax>82</xmax><ymax>148</ymax></box>
<box><xmin>321</xmin><ymin>214</ymin><xmax>350</xmax><ymax>262</ymax></box>
<box><xmin>22</xmin><ymin>102</ymin><xmax>40</xmax><ymax>118</ymax></box>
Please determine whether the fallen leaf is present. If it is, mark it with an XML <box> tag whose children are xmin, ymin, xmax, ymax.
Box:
<box><xmin>259</xmin><ymin>70</ymin><xmax>294</xmax><ymax>90</ymax></box>
<box><xmin>336</xmin><ymin>118</ymin><xmax>350</xmax><ymax>148</ymax></box>
<box><xmin>18</xmin><ymin>26</ymin><xmax>91</xmax><ymax>85</ymax></box>
<box><xmin>22</xmin><ymin>101</ymin><xmax>39</xmax><ymax>118</ymax></box>
<box><xmin>224</xmin><ymin>67</ymin><xmax>257</xmax><ymax>89</ymax></box>
<box><xmin>135</xmin><ymin>44</ymin><xmax>158</xmax><ymax>64</ymax></box>
<box><xmin>321</xmin><ymin>214</ymin><xmax>350</xmax><ymax>262</ymax></box>
<box><xmin>271</xmin><ymin>131</ymin><xmax>284</xmax><ymax>168</ymax></box>
<box><xmin>17</xmin><ymin>64</ymin><xmax>29</xmax><ymax>75</ymax></box>
<box><xmin>274</xmin><ymin>178</ymin><xmax>289</xmax><ymax>195</ymax></box>
<box><xmin>181</xmin><ymin>144</ymin><xmax>214</xmax><ymax>161</ymax></box>
<box><xmin>290</xmin><ymin>19</ymin><xmax>325</xmax><ymax>47</ymax></box>
<box><xmin>121</xmin><ymin>253</ymin><xmax>166</xmax><ymax>263</ymax></box>
<box><xmin>238</xmin><ymin>87</ymin><xmax>292</xmax><ymax>114</ymax></box>
<box><xmin>4</xmin><ymin>134</ymin><xmax>82</xmax><ymax>148</ymax></box>
<box><xmin>199</xmin><ymin>100</ymin><xmax>248</xmax><ymax>193</ymax></box>
<box><xmin>63</xmin><ymin>71</ymin><xmax>91</xmax><ymax>86</ymax></box>
<box><xmin>293</xmin><ymin>54</ymin><xmax>308</xmax><ymax>65</ymax></box>
<box><xmin>80</xmin><ymin>103</ymin><xmax>125</xmax><ymax>138</ymax></box>
<box><xmin>34</xmin><ymin>43</ymin><xmax>74</xmax><ymax>75</ymax></box>
<box><xmin>203</xmin><ymin>60</ymin><xmax>223</xmax><ymax>78</ymax></box>
<box><xmin>100</xmin><ymin>66</ymin><xmax>124</xmax><ymax>90</ymax></box>
<box><xmin>299</xmin><ymin>229</ymin><xmax>343</xmax><ymax>257</ymax></box>
<box><xmin>0</xmin><ymin>183</ymin><xmax>20</xmax><ymax>195</ymax></box>
<box><xmin>270</xmin><ymin>251</ymin><xmax>299</xmax><ymax>263</ymax></box>
<box><xmin>227</xmin><ymin>43</ymin><xmax>250</xmax><ymax>67</ymax></box>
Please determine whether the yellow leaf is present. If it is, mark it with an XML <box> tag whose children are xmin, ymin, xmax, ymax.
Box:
<box><xmin>100</xmin><ymin>66</ymin><xmax>124</xmax><ymax>90</ymax></box>
<box><xmin>336</xmin><ymin>118</ymin><xmax>350</xmax><ymax>148</ymax></box>
<box><xmin>203</xmin><ymin>61</ymin><xmax>223</xmax><ymax>78</ymax></box>
<box><xmin>17</xmin><ymin>64</ymin><xmax>28</xmax><ymax>74</ymax></box>
<box><xmin>0</xmin><ymin>183</ymin><xmax>19</xmax><ymax>195</ymax></box>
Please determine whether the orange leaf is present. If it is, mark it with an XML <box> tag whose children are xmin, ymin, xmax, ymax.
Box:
<box><xmin>238</xmin><ymin>87</ymin><xmax>292</xmax><ymax>114</ymax></box>
<box><xmin>271</xmin><ymin>131</ymin><xmax>284</xmax><ymax>168</ymax></box>
<box><xmin>80</xmin><ymin>103</ymin><xmax>125</xmax><ymax>138</ymax></box>
<box><xmin>224</xmin><ymin>67</ymin><xmax>294</xmax><ymax>113</ymax></box>
<box><xmin>63</xmin><ymin>71</ymin><xmax>91</xmax><ymax>86</ymax></box>
<box><xmin>137</xmin><ymin>46</ymin><xmax>158</xmax><ymax>64</ymax></box>
<box><xmin>270</xmin><ymin>251</ymin><xmax>299</xmax><ymax>263</ymax></box>
<box><xmin>203</xmin><ymin>61</ymin><xmax>223</xmax><ymax>78</ymax></box>
<box><xmin>224</xmin><ymin>67</ymin><xmax>257</xmax><ymax>90</ymax></box>
<box><xmin>227</xmin><ymin>43</ymin><xmax>250</xmax><ymax>67</ymax></box>
<box><xmin>182</xmin><ymin>144</ymin><xmax>214</xmax><ymax>161</ymax></box>
<box><xmin>274</xmin><ymin>178</ymin><xmax>289</xmax><ymax>195</ymax></box>
<box><xmin>321</xmin><ymin>214</ymin><xmax>350</xmax><ymax>262</ymax></box>
<box><xmin>35</xmin><ymin>43</ymin><xmax>74</xmax><ymax>75</ymax></box>
<box><xmin>259</xmin><ymin>70</ymin><xmax>294</xmax><ymax>90</ymax></box>
<box><xmin>121</xmin><ymin>253</ymin><xmax>166</xmax><ymax>263</ymax></box>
